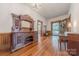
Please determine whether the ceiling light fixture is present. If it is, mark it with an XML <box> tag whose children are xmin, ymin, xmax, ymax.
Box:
<box><xmin>31</xmin><ymin>3</ymin><xmax>41</xmax><ymax>10</ymax></box>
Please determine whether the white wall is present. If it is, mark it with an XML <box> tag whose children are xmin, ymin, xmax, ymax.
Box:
<box><xmin>0</xmin><ymin>3</ymin><xmax>46</xmax><ymax>33</ymax></box>
<box><xmin>47</xmin><ymin>14</ymin><xmax>69</xmax><ymax>31</ymax></box>
<box><xmin>69</xmin><ymin>3</ymin><xmax>79</xmax><ymax>33</ymax></box>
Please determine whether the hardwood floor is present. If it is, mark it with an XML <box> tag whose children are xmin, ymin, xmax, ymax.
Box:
<box><xmin>0</xmin><ymin>36</ymin><xmax>69</xmax><ymax>56</ymax></box>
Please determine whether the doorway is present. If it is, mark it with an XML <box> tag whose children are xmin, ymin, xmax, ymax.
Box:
<box><xmin>37</xmin><ymin>20</ymin><xmax>43</xmax><ymax>42</ymax></box>
<box><xmin>51</xmin><ymin>21</ymin><xmax>60</xmax><ymax>51</ymax></box>
<box><xmin>52</xmin><ymin>22</ymin><xmax>60</xmax><ymax>36</ymax></box>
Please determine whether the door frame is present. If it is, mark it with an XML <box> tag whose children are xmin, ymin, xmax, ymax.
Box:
<box><xmin>37</xmin><ymin>20</ymin><xmax>43</xmax><ymax>36</ymax></box>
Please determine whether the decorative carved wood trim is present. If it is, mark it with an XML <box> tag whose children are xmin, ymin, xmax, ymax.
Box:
<box><xmin>11</xmin><ymin>13</ymin><xmax>20</xmax><ymax>32</ymax></box>
<box><xmin>20</xmin><ymin>15</ymin><xmax>33</xmax><ymax>22</ymax></box>
<box><xmin>11</xmin><ymin>13</ymin><xmax>34</xmax><ymax>32</ymax></box>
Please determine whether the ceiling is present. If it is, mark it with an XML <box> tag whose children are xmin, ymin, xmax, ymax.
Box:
<box><xmin>27</xmin><ymin>3</ymin><xmax>71</xmax><ymax>19</ymax></box>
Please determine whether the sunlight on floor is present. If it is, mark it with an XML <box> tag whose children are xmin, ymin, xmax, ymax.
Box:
<box><xmin>51</xmin><ymin>36</ymin><xmax>67</xmax><ymax>52</ymax></box>
<box><xmin>51</xmin><ymin>36</ymin><xmax>60</xmax><ymax>51</ymax></box>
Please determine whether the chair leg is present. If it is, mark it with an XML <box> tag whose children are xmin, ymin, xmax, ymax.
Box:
<box><xmin>59</xmin><ymin>41</ymin><xmax>61</xmax><ymax>51</ymax></box>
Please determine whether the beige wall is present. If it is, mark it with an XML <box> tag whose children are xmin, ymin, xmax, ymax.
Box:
<box><xmin>47</xmin><ymin>14</ymin><xmax>69</xmax><ymax>31</ymax></box>
<box><xmin>0</xmin><ymin>3</ymin><xmax>46</xmax><ymax>33</ymax></box>
<box><xmin>69</xmin><ymin>3</ymin><xmax>79</xmax><ymax>33</ymax></box>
